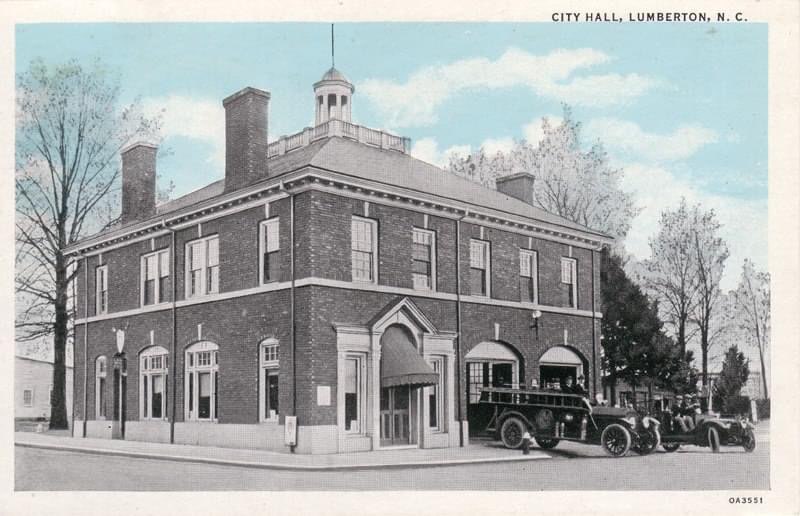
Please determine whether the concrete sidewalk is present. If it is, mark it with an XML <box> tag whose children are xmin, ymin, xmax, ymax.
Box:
<box><xmin>15</xmin><ymin>432</ymin><xmax>548</xmax><ymax>471</ymax></box>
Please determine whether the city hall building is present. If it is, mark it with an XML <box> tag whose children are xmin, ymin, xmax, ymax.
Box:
<box><xmin>67</xmin><ymin>66</ymin><xmax>609</xmax><ymax>454</ymax></box>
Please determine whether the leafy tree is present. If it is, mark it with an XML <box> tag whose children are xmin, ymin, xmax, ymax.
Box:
<box><xmin>728</xmin><ymin>259</ymin><xmax>770</xmax><ymax>399</ymax></box>
<box><xmin>16</xmin><ymin>58</ymin><xmax>160</xmax><ymax>428</ymax></box>
<box><xmin>713</xmin><ymin>345</ymin><xmax>750</xmax><ymax>411</ymax></box>
<box><xmin>448</xmin><ymin>106</ymin><xmax>639</xmax><ymax>243</ymax></box>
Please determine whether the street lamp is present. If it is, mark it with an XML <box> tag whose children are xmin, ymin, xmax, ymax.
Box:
<box><xmin>531</xmin><ymin>309</ymin><xmax>542</xmax><ymax>337</ymax></box>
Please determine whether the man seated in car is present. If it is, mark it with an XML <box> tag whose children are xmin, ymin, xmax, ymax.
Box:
<box><xmin>573</xmin><ymin>375</ymin><xmax>588</xmax><ymax>397</ymax></box>
<box><xmin>671</xmin><ymin>395</ymin><xmax>693</xmax><ymax>432</ymax></box>
<box><xmin>680</xmin><ymin>395</ymin><xmax>697</xmax><ymax>431</ymax></box>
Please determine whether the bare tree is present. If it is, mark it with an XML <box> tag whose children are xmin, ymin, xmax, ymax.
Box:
<box><xmin>16</xmin><ymin>58</ymin><xmax>160</xmax><ymax>429</ymax></box>
<box><xmin>690</xmin><ymin>207</ymin><xmax>729</xmax><ymax>386</ymax></box>
<box><xmin>448</xmin><ymin>106</ymin><xmax>639</xmax><ymax>244</ymax></box>
<box><xmin>642</xmin><ymin>199</ymin><xmax>700</xmax><ymax>357</ymax></box>
<box><xmin>729</xmin><ymin>259</ymin><xmax>770</xmax><ymax>399</ymax></box>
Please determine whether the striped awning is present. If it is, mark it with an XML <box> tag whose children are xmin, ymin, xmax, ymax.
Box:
<box><xmin>380</xmin><ymin>326</ymin><xmax>438</xmax><ymax>388</ymax></box>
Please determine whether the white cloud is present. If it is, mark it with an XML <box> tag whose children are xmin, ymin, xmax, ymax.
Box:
<box><xmin>585</xmin><ymin>118</ymin><xmax>719</xmax><ymax>162</ymax></box>
<box><xmin>481</xmin><ymin>137</ymin><xmax>514</xmax><ymax>156</ymax></box>
<box><xmin>620</xmin><ymin>161</ymin><xmax>766</xmax><ymax>291</ymax></box>
<box><xmin>142</xmin><ymin>95</ymin><xmax>225</xmax><ymax>167</ymax></box>
<box><xmin>410</xmin><ymin>138</ymin><xmax>470</xmax><ymax>168</ymax></box>
<box><xmin>523</xmin><ymin>114</ymin><xmax>563</xmax><ymax>145</ymax></box>
<box><xmin>361</xmin><ymin>47</ymin><xmax>659</xmax><ymax>128</ymax></box>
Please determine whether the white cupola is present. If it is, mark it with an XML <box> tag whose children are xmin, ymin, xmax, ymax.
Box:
<box><xmin>313</xmin><ymin>67</ymin><xmax>355</xmax><ymax>125</ymax></box>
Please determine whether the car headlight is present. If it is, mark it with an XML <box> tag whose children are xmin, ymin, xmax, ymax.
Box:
<box><xmin>624</xmin><ymin>416</ymin><xmax>637</xmax><ymax>427</ymax></box>
<box><xmin>642</xmin><ymin>417</ymin><xmax>650</xmax><ymax>429</ymax></box>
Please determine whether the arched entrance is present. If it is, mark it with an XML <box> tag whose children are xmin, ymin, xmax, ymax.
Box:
<box><xmin>379</xmin><ymin>324</ymin><xmax>438</xmax><ymax>447</ymax></box>
<box><xmin>465</xmin><ymin>341</ymin><xmax>522</xmax><ymax>434</ymax></box>
<box><xmin>538</xmin><ymin>346</ymin><xmax>585</xmax><ymax>390</ymax></box>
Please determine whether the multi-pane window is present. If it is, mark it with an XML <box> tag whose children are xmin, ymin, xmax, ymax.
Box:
<box><xmin>95</xmin><ymin>265</ymin><xmax>108</xmax><ymax>314</ymax></box>
<box><xmin>95</xmin><ymin>356</ymin><xmax>107</xmax><ymax>419</ymax></box>
<box><xmin>344</xmin><ymin>354</ymin><xmax>364</xmax><ymax>433</ymax></box>
<box><xmin>412</xmin><ymin>228</ymin><xmax>435</xmax><ymax>290</ymax></box>
<box><xmin>23</xmin><ymin>389</ymin><xmax>33</xmax><ymax>407</ymax></box>
<box><xmin>185</xmin><ymin>342</ymin><xmax>219</xmax><ymax>421</ymax></box>
<box><xmin>259</xmin><ymin>339</ymin><xmax>279</xmax><ymax>422</ymax></box>
<box><xmin>140</xmin><ymin>347</ymin><xmax>168</xmax><ymax>420</ymax></box>
<box><xmin>351</xmin><ymin>217</ymin><xmax>377</xmax><ymax>283</ymax></box>
<box><xmin>260</xmin><ymin>219</ymin><xmax>280</xmax><ymax>284</ymax></box>
<box><xmin>141</xmin><ymin>250</ymin><xmax>169</xmax><ymax>306</ymax></box>
<box><xmin>427</xmin><ymin>357</ymin><xmax>444</xmax><ymax>431</ymax></box>
<box><xmin>561</xmin><ymin>257</ymin><xmax>578</xmax><ymax>308</ymax></box>
<box><xmin>519</xmin><ymin>249</ymin><xmax>538</xmax><ymax>303</ymax></box>
<box><xmin>186</xmin><ymin>236</ymin><xmax>219</xmax><ymax>298</ymax></box>
<box><xmin>469</xmin><ymin>239</ymin><xmax>490</xmax><ymax>296</ymax></box>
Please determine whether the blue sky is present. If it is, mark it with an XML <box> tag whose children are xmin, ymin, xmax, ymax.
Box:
<box><xmin>16</xmin><ymin>22</ymin><xmax>767</xmax><ymax>290</ymax></box>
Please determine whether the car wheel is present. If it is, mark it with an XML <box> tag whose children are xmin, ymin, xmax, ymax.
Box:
<box><xmin>500</xmin><ymin>416</ymin><xmax>526</xmax><ymax>449</ymax></box>
<box><xmin>662</xmin><ymin>442</ymin><xmax>681</xmax><ymax>453</ymax></box>
<box><xmin>633</xmin><ymin>426</ymin><xmax>661</xmax><ymax>455</ymax></box>
<box><xmin>742</xmin><ymin>428</ymin><xmax>756</xmax><ymax>453</ymax></box>
<box><xmin>534</xmin><ymin>437</ymin><xmax>560</xmax><ymax>449</ymax></box>
<box><xmin>707</xmin><ymin>426</ymin><xmax>721</xmax><ymax>453</ymax></box>
<box><xmin>601</xmin><ymin>423</ymin><xmax>632</xmax><ymax>457</ymax></box>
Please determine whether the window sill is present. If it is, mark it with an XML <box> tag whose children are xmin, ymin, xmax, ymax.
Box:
<box><xmin>259</xmin><ymin>419</ymin><xmax>280</xmax><ymax>424</ymax></box>
<box><xmin>140</xmin><ymin>301</ymin><xmax>171</xmax><ymax>309</ymax></box>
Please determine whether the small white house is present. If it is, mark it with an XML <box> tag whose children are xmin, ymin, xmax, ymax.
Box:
<box><xmin>15</xmin><ymin>355</ymin><xmax>73</xmax><ymax>422</ymax></box>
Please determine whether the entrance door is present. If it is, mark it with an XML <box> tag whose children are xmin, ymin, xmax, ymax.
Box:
<box><xmin>380</xmin><ymin>385</ymin><xmax>410</xmax><ymax>446</ymax></box>
<box><xmin>112</xmin><ymin>369</ymin><xmax>127</xmax><ymax>438</ymax></box>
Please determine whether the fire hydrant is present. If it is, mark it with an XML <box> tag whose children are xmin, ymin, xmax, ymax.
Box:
<box><xmin>522</xmin><ymin>431</ymin><xmax>531</xmax><ymax>455</ymax></box>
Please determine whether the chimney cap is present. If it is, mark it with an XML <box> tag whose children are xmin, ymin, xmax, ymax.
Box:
<box><xmin>222</xmin><ymin>87</ymin><xmax>271</xmax><ymax>107</ymax></box>
<box><xmin>496</xmin><ymin>172</ymin><xmax>535</xmax><ymax>184</ymax></box>
<box><xmin>121</xmin><ymin>141</ymin><xmax>159</xmax><ymax>155</ymax></box>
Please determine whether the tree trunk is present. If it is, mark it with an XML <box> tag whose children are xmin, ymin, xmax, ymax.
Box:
<box><xmin>609</xmin><ymin>374</ymin><xmax>617</xmax><ymax>406</ymax></box>
<box><xmin>756</xmin><ymin>342</ymin><xmax>769</xmax><ymax>400</ymax></box>
<box><xmin>49</xmin><ymin>252</ymin><xmax>69</xmax><ymax>430</ymax></box>
<box><xmin>700</xmin><ymin>325</ymin><xmax>709</xmax><ymax>388</ymax></box>
<box><xmin>678</xmin><ymin>317</ymin><xmax>687</xmax><ymax>357</ymax></box>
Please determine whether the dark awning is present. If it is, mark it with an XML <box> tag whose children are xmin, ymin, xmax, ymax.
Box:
<box><xmin>380</xmin><ymin>326</ymin><xmax>439</xmax><ymax>388</ymax></box>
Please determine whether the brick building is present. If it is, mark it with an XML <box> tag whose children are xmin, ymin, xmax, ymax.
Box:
<box><xmin>66</xmin><ymin>67</ymin><xmax>610</xmax><ymax>454</ymax></box>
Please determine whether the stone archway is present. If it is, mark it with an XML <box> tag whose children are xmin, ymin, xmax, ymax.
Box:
<box><xmin>538</xmin><ymin>346</ymin><xmax>587</xmax><ymax>391</ymax></box>
<box><xmin>464</xmin><ymin>340</ymin><xmax>523</xmax><ymax>434</ymax></box>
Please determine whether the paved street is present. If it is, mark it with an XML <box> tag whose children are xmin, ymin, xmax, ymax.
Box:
<box><xmin>16</xmin><ymin>432</ymin><xmax>769</xmax><ymax>491</ymax></box>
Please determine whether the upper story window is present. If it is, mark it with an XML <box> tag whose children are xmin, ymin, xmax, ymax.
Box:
<box><xmin>259</xmin><ymin>219</ymin><xmax>280</xmax><ymax>284</ymax></box>
<box><xmin>186</xmin><ymin>235</ymin><xmax>219</xmax><ymax>298</ymax></box>
<box><xmin>561</xmin><ymin>257</ymin><xmax>578</xmax><ymax>308</ymax></box>
<box><xmin>185</xmin><ymin>341</ymin><xmax>219</xmax><ymax>421</ymax></box>
<box><xmin>23</xmin><ymin>388</ymin><xmax>34</xmax><ymax>407</ymax></box>
<box><xmin>259</xmin><ymin>339</ymin><xmax>279</xmax><ymax>422</ymax></box>
<box><xmin>469</xmin><ymin>239</ymin><xmax>490</xmax><ymax>297</ymax></box>
<box><xmin>95</xmin><ymin>356</ymin><xmax>107</xmax><ymax>419</ymax></box>
<box><xmin>140</xmin><ymin>346</ymin><xmax>168</xmax><ymax>421</ymax></box>
<box><xmin>351</xmin><ymin>217</ymin><xmax>377</xmax><ymax>283</ymax></box>
<box><xmin>141</xmin><ymin>249</ymin><xmax>169</xmax><ymax>306</ymax></box>
<box><xmin>519</xmin><ymin>249</ymin><xmax>539</xmax><ymax>304</ymax></box>
<box><xmin>412</xmin><ymin>228</ymin><xmax>436</xmax><ymax>291</ymax></box>
<box><xmin>95</xmin><ymin>265</ymin><xmax>108</xmax><ymax>314</ymax></box>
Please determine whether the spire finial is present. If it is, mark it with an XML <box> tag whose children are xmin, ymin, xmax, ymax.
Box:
<box><xmin>331</xmin><ymin>23</ymin><xmax>335</xmax><ymax>68</ymax></box>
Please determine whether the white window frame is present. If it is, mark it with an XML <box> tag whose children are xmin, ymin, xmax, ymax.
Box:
<box><xmin>184</xmin><ymin>341</ymin><xmax>219</xmax><ymax>422</ymax></box>
<box><xmin>259</xmin><ymin>338</ymin><xmax>280</xmax><ymax>422</ymax></box>
<box><xmin>351</xmin><ymin>216</ymin><xmax>378</xmax><ymax>284</ymax></box>
<box><xmin>519</xmin><ymin>249</ymin><xmax>539</xmax><ymax>304</ymax></box>
<box><xmin>343</xmin><ymin>352</ymin><xmax>366</xmax><ymax>435</ymax></box>
<box><xmin>259</xmin><ymin>218</ymin><xmax>280</xmax><ymax>285</ymax></box>
<box><xmin>139</xmin><ymin>346</ymin><xmax>169</xmax><ymax>421</ymax></box>
<box><xmin>185</xmin><ymin>235</ymin><xmax>220</xmax><ymax>299</ymax></box>
<box><xmin>140</xmin><ymin>249</ymin><xmax>170</xmax><ymax>306</ymax></box>
<box><xmin>412</xmin><ymin>228</ymin><xmax>436</xmax><ymax>291</ymax></box>
<box><xmin>469</xmin><ymin>239</ymin><xmax>491</xmax><ymax>297</ymax></box>
<box><xmin>95</xmin><ymin>265</ymin><xmax>108</xmax><ymax>314</ymax></box>
<box><xmin>561</xmin><ymin>257</ymin><xmax>578</xmax><ymax>308</ymax></box>
<box><xmin>23</xmin><ymin>388</ymin><xmax>34</xmax><ymax>407</ymax></box>
<box><xmin>95</xmin><ymin>356</ymin><xmax>107</xmax><ymax>419</ymax></box>
<box><xmin>426</xmin><ymin>356</ymin><xmax>445</xmax><ymax>432</ymax></box>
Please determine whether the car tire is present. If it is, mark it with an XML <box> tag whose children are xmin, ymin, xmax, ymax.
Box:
<box><xmin>707</xmin><ymin>426</ymin><xmax>721</xmax><ymax>453</ymax></box>
<box><xmin>500</xmin><ymin>416</ymin><xmax>526</xmax><ymax>449</ymax></box>
<box><xmin>534</xmin><ymin>437</ymin><xmax>560</xmax><ymax>449</ymax></box>
<box><xmin>742</xmin><ymin>428</ymin><xmax>756</xmax><ymax>453</ymax></box>
<box><xmin>662</xmin><ymin>442</ymin><xmax>681</xmax><ymax>453</ymax></box>
<box><xmin>601</xmin><ymin>423</ymin><xmax>632</xmax><ymax>457</ymax></box>
<box><xmin>633</xmin><ymin>426</ymin><xmax>661</xmax><ymax>455</ymax></box>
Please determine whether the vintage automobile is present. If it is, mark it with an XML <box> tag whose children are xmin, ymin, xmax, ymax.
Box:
<box><xmin>657</xmin><ymin>410</ymin><xmax>756</xmax><ymax>453</ymax></box>
<box><xmin>479</xmin><ymin>387</ymin><xmax>661</xmax><ymax>457</ymax></box>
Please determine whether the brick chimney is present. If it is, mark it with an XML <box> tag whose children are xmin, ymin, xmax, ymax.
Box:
<box><xmin>223</xmin><ymin>87</ymin><xmax>270</xmax><ymax>192</ymax></box>
<box><xmin>120</xmin><ymin>142</ymin><xmax>157</xmax><ymax>223</ymax></box>
<box><xmin>496</xmin><ymin>172</ymin><xmax>535</xmax><ymax>205</ymax></box>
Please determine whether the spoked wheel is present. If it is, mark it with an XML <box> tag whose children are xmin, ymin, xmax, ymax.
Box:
<box><xmin>662</xmin><ymin>442</ymin><xmax>681</xmax><ymax>453</ymax></box>
<box><xmin>707</xmin><ymin>426</ymin><xmax>721</xmax><ymax>453</ymax></box>
<box><xmin>632</xmin><ymin>426</ymin><xmax>661</xmax><ymax>456</ymax></box>
<box><xmin>601</xmin><ymin>423</ymin><xmax>632</xmax><ymax>457</ymax></box>
<box><xmin>500</xmin><ymin>416</ymin><xmax>526</xmax><ymax>449</ymax></box>
<box><xmin>534</xmin><ymin>438</ymin><xmax>560</xmax><ymax>449</ymax></box>
<box><xmin>742</xmin><ymin>428</ymin><xmax>756</xmax><ymax>452</ymax></box>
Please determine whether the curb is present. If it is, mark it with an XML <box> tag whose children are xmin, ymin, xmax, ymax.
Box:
<box><xmin>15</xmin><ymin>441</ymin><xmax>549</xmax><ymax>471</ymax></box>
